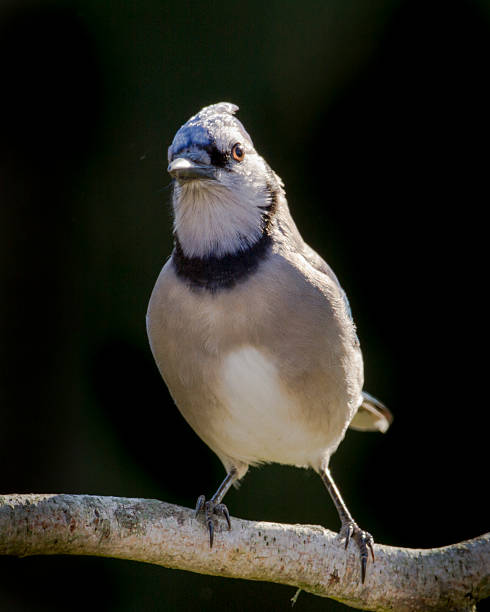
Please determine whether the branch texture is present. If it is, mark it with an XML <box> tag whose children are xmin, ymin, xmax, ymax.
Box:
<box><xmin>1</xmin><ymin>494</ymin><xmax>488</xmax><ymax>611</ymax></box>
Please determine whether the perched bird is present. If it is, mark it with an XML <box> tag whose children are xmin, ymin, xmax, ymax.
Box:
<box><xmin>147</xmin><ymin>102</ymin><xmax>392</xmax><ymax>582</ymax></box>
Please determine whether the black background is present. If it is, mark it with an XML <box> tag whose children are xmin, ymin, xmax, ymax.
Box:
<box><xmin>1</xmin><ymin>1</ymin><xmax>489</xmax><ymax>610</ymax></box>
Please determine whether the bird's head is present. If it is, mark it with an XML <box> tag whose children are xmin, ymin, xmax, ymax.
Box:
<box><xmin>167</xmin><ymin>102</ymin><xmax>283</xmax><ymax>258</ymax></box>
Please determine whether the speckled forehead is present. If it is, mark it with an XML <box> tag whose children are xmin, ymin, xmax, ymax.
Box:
<box><xmin>168</xmin><ymin>106</ymin><xmax>253</xmax><ymax>160</ymax></box>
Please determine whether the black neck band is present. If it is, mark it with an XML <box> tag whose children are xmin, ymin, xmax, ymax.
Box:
<box><xmin>172</xmin><ymin>231</ymin><xmax>272</xmax><ymax>291</ymax></box>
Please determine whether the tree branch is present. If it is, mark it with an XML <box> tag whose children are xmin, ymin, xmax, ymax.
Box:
<box><xmin>1</xmin><ymin>494</ymin><xmax>488</xmax><ymax>611</ymax></box>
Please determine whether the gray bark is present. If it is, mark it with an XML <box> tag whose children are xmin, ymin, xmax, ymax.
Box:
<box><xmin>1</xmin><ymin>494</ymin><xmax>488</xmax><ymax>611</ymax></box>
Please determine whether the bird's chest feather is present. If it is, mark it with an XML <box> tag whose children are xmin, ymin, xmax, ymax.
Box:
<box><xmin>147</xmin><ymin>261</ymin><xmax>266</xmax><ymax>389</ymax></box>
<box><xmin>215</xmin><ymin>344</ymin><xmax>332</xmax><ymax>466</ymax></box>
<box><xmin>147</xmin><ymin>260</ymin><xmax>356</xmax><ymax>467</ymax></box>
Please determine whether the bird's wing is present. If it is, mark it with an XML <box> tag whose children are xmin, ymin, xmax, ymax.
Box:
<box><xmin>349</xmin><ymin>391</ymin><xmax>393</xmax><ymax>433</ymax></box>
<box><xmin>300</xmin><ymin>242</ymin><xmax>354</xmax><ymax>319</ymax></box>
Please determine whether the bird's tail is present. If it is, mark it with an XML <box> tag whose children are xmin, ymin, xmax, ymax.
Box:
<box><xmin>349</xmin><ymin>391</ymin><xmax>393</xmax><ymax>433</ymax></box>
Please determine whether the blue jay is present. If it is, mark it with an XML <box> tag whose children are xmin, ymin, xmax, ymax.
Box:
<box><xmin>147</xmin><ymin>102</ymin><xmax>392</xmax><ymax>582</ymax></box>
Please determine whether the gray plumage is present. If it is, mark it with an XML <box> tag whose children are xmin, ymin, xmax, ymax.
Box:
<box><xmin>147</xmin><ymin>102</ymin><xmax>392</xmax><ymax>582</ymax></box>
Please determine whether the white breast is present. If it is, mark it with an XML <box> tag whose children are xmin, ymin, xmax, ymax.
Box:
<box><xmin>216</xmin><ymin>346</ymin><xmax>333</xmax><ymax>468</ymax></box>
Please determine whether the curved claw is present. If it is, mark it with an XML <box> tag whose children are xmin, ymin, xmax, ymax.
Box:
<box><xmin>195</xmin><ymin>494</ymin><xmax>205</xmax><ymax>517</ymax></box>
<box><xmin>194</xmin><ymin>495</ymin><xmax>232</xmax><ymax>548</ymax></box>
<box><xmin>368</xmin><ymin>535</ymin><xmax>375</xmax><ymax>562</ymax></box>
<box><xmin>341</xmin><ymin>521</ymin><xmax>375</xmax><ymax>584</ymax></box>
<box><xmin>344</xmin><ymin>523</ymin><xmax>354</xmax><ymax>550</ymax></box>
<box><xmin>215</xmin><ymin>503</ymin><xmax>231</xmax><ymax>530</ymax></box>
<box><xmin>361</xmin><ymin>553</ymin><xmax>367</xmax><ymax>584</ymax></box>
<box><xmin>206</xmin><ymin>509</ymin><xmax>214</xmax><ymax>548</ymax></box>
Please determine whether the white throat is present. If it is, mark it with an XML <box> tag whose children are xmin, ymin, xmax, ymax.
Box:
<box><xmin>173</xmin><ymin>180</ymin><xmax>266</xmax><ymax>258</ymax></box>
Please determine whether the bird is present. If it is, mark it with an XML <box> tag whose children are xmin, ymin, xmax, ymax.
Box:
<box><xmin>146</xmin><ymin>102</ymin><xmax>392</xmax><ymax>583</ymax></box>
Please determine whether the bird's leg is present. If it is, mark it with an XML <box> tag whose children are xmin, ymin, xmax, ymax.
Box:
<box><xmin>320</xmin><ymin>466</ymin><xmax>375</xmax><ymax>583</ymax></box>
<box><xmin>195</xmin><ymin>466</ymin><xmax>238</xmax><ymax>547</ymax></box>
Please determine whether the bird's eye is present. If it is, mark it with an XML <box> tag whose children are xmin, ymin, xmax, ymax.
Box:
<box><xmin>231</xmin><ymin>143</ymin><xmax>245</xmax><ymax>162</ymax></box>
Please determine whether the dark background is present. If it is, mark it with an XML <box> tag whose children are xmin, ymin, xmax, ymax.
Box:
<box><xmin>1</xmin><ymin>0</ymin><xmax>489</xmax><ymax>610</ymax></box>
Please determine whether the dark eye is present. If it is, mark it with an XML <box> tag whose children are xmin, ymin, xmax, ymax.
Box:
<box><xmin>231</xmin><ymin>143</ymin><xmax>245</xmax><ymax>162</ymax></box>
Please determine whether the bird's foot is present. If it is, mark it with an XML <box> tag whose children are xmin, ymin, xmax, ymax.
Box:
<box><xmin>194</xmin><ymin>495</ymin><xmax>231</xmax><ymax>548</ymax></box>
<box><xmin>340</xmin><ymin>520</ymin><xmax>375</xmax><ymax>583</ymax></box>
